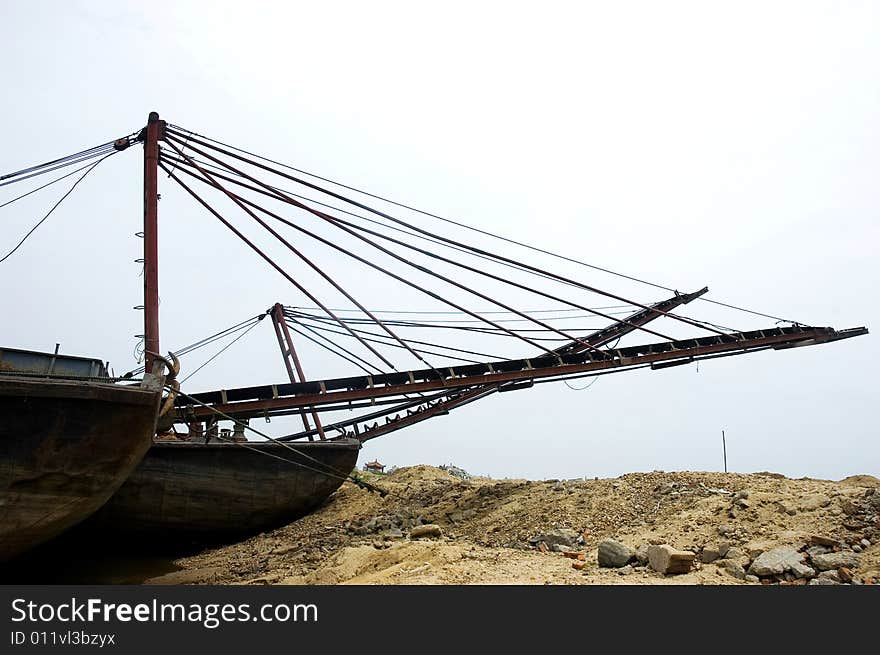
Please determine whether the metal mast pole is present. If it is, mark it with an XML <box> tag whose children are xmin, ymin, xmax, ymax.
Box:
<box><xmin>143</xmin><ymin>111</ymin><xmax>164</xmax><ymax>374</ymax></box>
<box><xmin>271</xmin><ymin>303</ymin><xmax>325</xmax><ymax>440</ymax></box>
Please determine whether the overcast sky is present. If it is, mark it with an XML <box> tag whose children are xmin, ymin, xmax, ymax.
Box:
<box><xmin>1</xmin><ymin>1</ymin><xmax>876</xmax><ymax>480</ymax></box>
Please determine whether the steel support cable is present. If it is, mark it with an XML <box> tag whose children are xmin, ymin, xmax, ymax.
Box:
<box><xmin>316</xmin><ymin>209</ymin><xmax>677</xmax><ymax>343</ymax></box>
<box><xmin>162</xmin><ymin>141</ymin><xmax>422</xmax><ymax>373</ymax></box>
<box><xmin>284</xmin><ymin>308</ymin><xmax>509</xmax><ymax>358</ymax></box>
<box><xmin>187</xmin><ymin>162</ymin><xmax>734</xmax><ymax>334</ymax></box>
<box><xmin>169</xmin><ymin>161</ymin><xmax>570</xmax><ymax>361</ymax></box>
<box><xmin>285</xmin><ymin>303</ymin><xmax>637</xmax><ymax>315</ymax></box>
<box><xmin>164</xmin><ymin>152</ymin><xmax>734</xmax><ymax>334</ymax></box>
<box><xmin>160</xmin><ymin>152</ymin><xmax>632</xmax><ymax>294</ymax></box>
<box><xmin>180</xmin><ymin>318</ymin><xmax>263</xmax><ymax>384</ymax></box>
<box><xmin>283</xmin><ymin>318</ymin><xmax>378</xmax><ymax>375</ymax></box>
<box><xmin>167</xmin><ymin>123</ymin><xmax>802</xmax><ymax>326</ymax></box>
<box><xmin>0</xmin><ymin>159</ymin><xmax>110</xmax><ymax>209</ymax></box>
<box><xmin>0</xmin><ymin>146</ymin><xmax>119</xmax><ymax>189</ymax></box>
<box><xmin>283</xmin><ymin>318</ymin><xmax>430</xmax><ymax>407</ymax></box>
<box><xmin>285</xmin><ymin>310</ymin><xmax>608</xmax><ymax>341</ymax></box>
<box><xmin>288</xmin><ymin>308</ymin><xmax>642</xmax><ymax>323</ymax></box>
<box><xmin>165</xmin><ymin>140</ymin><xmax>599</xmax><ymax>360</ymax></box>
<box><xmin>159</xmin><ymin>163</ymin><xmax>394</xmax><ymax>374</ymax></box>
<box><xmin>0</xmin><ymin>153</ymin><xmax>113</xmax><ymax>265</ymax></box>
<box><xmin>0</xmin><ymin>138</ymin><xmax>122</xmax><ymax>182</ymax></box>
<box><xmin>125</xmin><ymin>314</ymin><xmax>264</xmax><ymax>377</ymax></box>
<box><xmin>164</xmin><ymin>131</ymin><xmax>730</xmax><ymax>339</ymax></box>
<box><xmin>285</xmin><ymin>312</ymin><xmax>503</xmax><ymax>364</ymax></box>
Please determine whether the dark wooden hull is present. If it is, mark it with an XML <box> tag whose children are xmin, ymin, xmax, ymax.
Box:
<box><xmin>0</xmin><ymin>377</ymin><xmax>161</xmax><ymax>561</ymax></box>
<box><xmin>88</xmin><ymin>438</ymin><xmax>361</xmax><ymax>539</ymax></box>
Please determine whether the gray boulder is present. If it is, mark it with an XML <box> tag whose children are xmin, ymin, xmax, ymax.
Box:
<box><xmin>532</xmin><ymin>528</ymin><xmax>580</xmax><ymax>550</ymax></box>
<box><xmin>724</xmin><ymin>560</ymin><xmax>746</xmax><ymax>580</ymax></box>
<box><xmin>810</xmin><ymin>551</ymin><xmax>860</xmax><ymax>571</ymax></box>
<box><xmin>598</xmin><ymin>538</ymin><xmax>636</xmax><ymax>568</ymax></box>
<box><xmin>748</xmin><ymin>546</ymin><xmax>804</xmax><ymax>577</ymax></box>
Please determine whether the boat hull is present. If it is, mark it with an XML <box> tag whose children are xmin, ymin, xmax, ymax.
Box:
<box><xmin>0</xmin><ymin>377</ymin><xmax>161</xmax><ymax>561</ymax></box>
<box><xmin>89</xmin><ymin>438</ymin><xmax>361</xmax><ymax>539</ymax></box>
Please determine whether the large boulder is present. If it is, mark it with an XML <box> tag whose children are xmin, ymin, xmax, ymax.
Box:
<box><xmin>597</xmin><ymin>539</ymin><xmax>635</xmax><ymax>568</ymax></box>
<box><xmin>748</xmin><ymin>546</ymin><xmax>805</xmax><ymax>577</ymax></box>
<box><xmin>810</xmin><ymin>551</ymin><xmax>860</xmax><ymax>571</ymax></box>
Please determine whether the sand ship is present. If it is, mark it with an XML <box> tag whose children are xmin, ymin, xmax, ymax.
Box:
<box><xmin>2</xmin><ymin>112</ymin><xmax>868</xmax><ymax>548</ymax></box>
<box><xmin>0</xmin><ymin>349</ymin><xmax>165</xmax><ymax>561</ymax></box>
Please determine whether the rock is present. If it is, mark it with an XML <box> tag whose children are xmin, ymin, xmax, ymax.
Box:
<box><xmin>735</xmin><ymin>498</ymin><xmax>750</xmax><ymax>509</ymax></box>
<box><xmin>748</xmin><ymin>546</ymin><xmax>805</xmax><ymax>577</ymax></box>
<box><xmin>734</xmin><ymin>490</ymin><xmax>750</xmax><ymax>501</ymax></box>
<box><xmin>860</xmin><ymin>538</ymin><xmax>871</xmax><ymax>548</ymax></box>
<box><xmin>635</xmin><ymin>545</ymin><xmax>650</xmax><ymax>565</ymax></box>
<box><xmin>800</xmin><ymin>494</ymin><xmax>832</xmax><ymax>511</ymax></box>
<box><xmin>776</xmin><ymin>501</ymin><xmax>797</xmax><ymax>516</ymax></box>
<box><xmin>817</xmin><ymin>570</ymin><xmax>841</xmax><ymax>583</ymax></box>
<box><xmin>806</xmin><ymin>545</ymin><xmax>830</xmax><ymax>559</ymax></box>
<box><xmin>718</xmin><ymin>524</ymin><xmax>735</xmax><ymax>536</ymax></box>
<box><xmin>839</xmin><ymin>498</ymin><xmax>860</xmax><ymax>515</ymax></box>
<box><xmin>809</xmin><ymin>578</ymin><xmax>841</xmax><ymax>585</ymax></box>
<box><xmin>571</xmin><ymin>561</ymin><xmax>585</xmax><ymax>571</ymax></box>
<box><xmin>410</xmin><ymin>524</ymin><xmax>443</xmax><ymax>539</ymax></box>
<box><xmin>598</xmin><ymin>539</ymin><xmax>636</xmax><ymax>568</ymax></box>
<box><xmin>723</xmin><ymin>547</ymin><xmax>748</xmax><ymax>565</ymax></box>
<box><xmin>372</xmin><ymin>540</ymin><xmax>385</xmax><ymax>549</ymax></box>
<box><xmin>531</xmin><ymin>528</ymin><xmax>580</xmax><ymax>550</ymax></box>
<box><xmin>810</xmin><ymin>551</ymin><xmax>860</xmax><ymax>571</ymax></box>
<box><xmin>552</xmin><ymin>480</ymin><xmax>565</xmax><ymax>492</ymax></box>
<box><xmin>384</xmin><ymin>528</ymin><xmax>404</xmax><ymax>540</ymax></box>
<box><xmin>810</xmin><ymin>534</ymin><xmax>840</xmax><ymax>547</ymax></box>
<box><xmin>724</xmin><ymin>561</ymin><xmax>746</xmax><ymax>580</ymax></box>
<box><xmin>744</xmin><ymin>574</ymin><xmax>760</xmax><ymax>583</ymax></box>
<box><xmin>790</xmin><ymin>562</ymin><xmax>816</xmax><ymax>579</ymax></box>
<box><xmin>617</xmin><ymin>565</ymin><xmax>634</xmax><ymax>575</ymax></box>
<box><xmin>838</xmin><ymin>567</ymin><xmax>854</xmax><ymax>583</ymax></box>
<box><xmin>563</xmin><ymin>551</ymin><xmax>586</xmax><ymax>561</ymax></box>
<box><xmin>853</xmin><ymin>544</ymin><xmax>862</xmax><ymax>553</ymax></box>
<box><xmin>701</xmin><ymin>545</ymin><xmax>721</xmax><ymax>563</ymax></box>
<box><xmin>647</xmin><ymin>544</ymin><xmax>695</xmax><ymax>574</ymax></box>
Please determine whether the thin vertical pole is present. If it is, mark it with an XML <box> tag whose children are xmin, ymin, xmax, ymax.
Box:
<box><xmin>143</xmin><ymin>111</ymin><xmax>164</xmax><ymax>373</ymax></box>
<box><xmin>271</xmin><ymin>303</ymin><xmax>326</xmax><ymax>440</ymax></box>
<box><xmin>722</xmin><ymin>429</ymin><xmax>728</xmax><ymax>473</ymax></box>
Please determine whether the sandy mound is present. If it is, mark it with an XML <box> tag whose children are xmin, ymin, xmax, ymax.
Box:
<box><xmin>158</xmin><ymin>466</ymin><xmax>879</xmax><ymax>586</ymax></box>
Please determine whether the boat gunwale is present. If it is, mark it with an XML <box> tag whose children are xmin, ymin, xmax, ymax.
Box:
<box><xmin>0</xmin><ymin>375</ymin><xmax>159</xmax><ymax>405</ymax></box>
<box><xmin>149</xmin><ymin>438</ymin><xmax>361</xmax><ymax>450</ymax></box>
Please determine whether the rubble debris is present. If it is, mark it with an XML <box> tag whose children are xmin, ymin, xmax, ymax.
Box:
<box><xmin>410</xmin><ymin>524</ymin><xmax>443</xmax><ymax>539</ymax></box>
<box><xmin>597</xmin><ymin>539</ymin><xmax>635</xmax><ymax>568</ymax></box>
<box><xmin>647</xmin><ymin>544</ymin><xmax>695</xmax><ymax>574</ymax></box>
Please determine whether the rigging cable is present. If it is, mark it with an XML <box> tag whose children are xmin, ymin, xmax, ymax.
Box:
<box><xmin>163</xmin><ymin>130</ymin><xmax>730</xmax><ymax>341</ymax></box>
<box><xmin>167</xmin><ymin>123</ymin><xmax>804</xmax><ymax>325</ymax></box>
<box><xmin>0</xmin><ymin>153</ymin><xmax>114</xmax><ymax>265</ymax></box>
<box><xmin>180</xmin><ymin>317</ymin><xmax>264</xmax><ymax>384</ymax></box>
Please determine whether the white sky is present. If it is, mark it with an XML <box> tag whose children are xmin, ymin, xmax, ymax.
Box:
<box><xmin>1</xmin><ymin>1</ymin><xmax>877</xmax><ymax>480</ymax></box>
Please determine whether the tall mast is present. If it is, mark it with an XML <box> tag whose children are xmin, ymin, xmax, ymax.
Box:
<box><xmin>143</xmin><ymin>111</ymin><xmax>164</xmax><ymax>373</ymax></box>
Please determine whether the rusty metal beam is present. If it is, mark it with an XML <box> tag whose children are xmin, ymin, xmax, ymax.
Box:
<box><xmin>177</xmin><ymin>325</ymin><xmax>867</xmax><ymax>419</ymax></box>
<box><xmin>555</xmin><ymin>287</ymin><xmax>710</xmax><ymax>356</ymax></box>
<box><xmin>271</xmin><ymin>303</ymin><xmax>325</xmax><ymax>440</ymax></box>
<box><xmin>142</xmin><ymin>112</ymin><xmax>165</xmax><ymax>372</ymax></box>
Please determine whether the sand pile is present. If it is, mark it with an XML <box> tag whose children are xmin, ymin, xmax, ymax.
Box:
<box><xmin>150</xmin><ymin>466</ymin><xmax>880</xmax><ymax>585</ymax></box>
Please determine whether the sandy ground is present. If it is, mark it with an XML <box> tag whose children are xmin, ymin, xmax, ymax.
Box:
<box><xmin>147</xmin><ymin>466</ymin><xmax>880</xmax><ymax>585</ymax></box>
